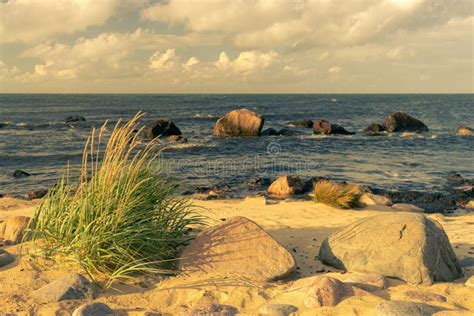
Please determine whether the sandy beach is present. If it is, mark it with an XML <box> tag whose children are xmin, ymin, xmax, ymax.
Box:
<box><xmin>1</xmin><ymin>196</ymin><xmax>473</xmax><ymax>315</ymax></box>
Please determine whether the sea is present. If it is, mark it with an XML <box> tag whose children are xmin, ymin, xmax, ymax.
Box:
<box><xmin>0</xmin><ymin>94</ymin><xmax>473</xmax><ymax>197</ymax></box>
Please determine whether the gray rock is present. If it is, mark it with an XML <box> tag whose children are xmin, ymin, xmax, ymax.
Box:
<box><xmin>384</xmin><ymin>112</ymin><xmax>428</xmax><ymax>133</ymax></box>
<box><xmin>374</xmin><ymin>301</ymin><xmax>441</xmax><ymax>316</ymax></box>
<box><xmin>313</xmin><ymin>119</ymin><xmax>355</xmax><ymax>135</ymax></box>
<box><xmin>319</xmin><ymin>212</ymin><xmax>463</xmax><ymax>285</ymax></box>
<box><xmin>259</xmin><ymin>304</ymin><xmax>298</xmax><ymax>316</ymax></box>
<box><xmin>72</xmin><ymin>302</ymin><xmax>114</xmax><ymax>316</ymax></box>
<box><xmin>13</xmin><ymin>169</ymin><xmax>31</xmax><ymax>178</ymax></box>
<box><xmin>32</xmin><ymin>273</ymin><xmax>98</xmax><ymax>303</ymax></box>
<box><xmin>0</xmin><ymin>249</ymin><xmax>15</xmax><ymax>267</ymax></box>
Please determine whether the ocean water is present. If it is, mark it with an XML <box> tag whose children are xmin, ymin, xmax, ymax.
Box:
<box><xmin>0</xmin><ymin>94</ymin><xmax>473</xmax><ymax>196</ymax></box>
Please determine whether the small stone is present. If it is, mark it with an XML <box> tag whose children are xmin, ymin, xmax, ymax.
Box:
<box><xmin>72</xmin><ymin>303</ymin><xmax>114</xmax><ymax>316</ymax></box>
<box><xmin>0</xmin><ymin>249</ymin><xmax>15</xmax><ymax>267</ymax></box>
<box><xmin>258</xmin><ymin>304</ymin><xmax>298</xmax><ymax>316</ymax></box>
<box><xmin>374</xmin><ymin>300</ymin><xmax>441</xmax><ymax>316</ymax></box>
<box><xmin>32</xmin><ymin>273</ymin><xmax>98</xmax><ymax>303</ymax></box>
<box><xmin>190</xmin><ymin>303</ymin><xmax>237</xmax><ymax>316</ymax></box>
<box><xmin>360</xmin><ymin>193</ymin><xmax>393</xmax><ymax>206</ymax></box>
<box><xmin>464</xmin><ymin>200</ymin><xmax>474</xmax><ymax>210</ymax></box>
<box><xmin>65</xmin><ymin>115</ymin><xmax>86</xmax><ymax>123</ymax></box>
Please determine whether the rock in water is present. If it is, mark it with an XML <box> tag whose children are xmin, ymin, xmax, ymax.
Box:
<box><xmin>0</xmin><ymin>215</ymin><xmax>31</xmax><ymax>245</ymax></box>
<box><xmin>13</xmin><ymin>169</ymin><xmax>31</xmax><ymax>178</ymax></box>
<box><xmin>268</xmin><ymin>175</ymin><xmax>304</xmax><ymax>196</ymax></box>
<box><xmin>72</xmin><ymin>303</ymin><xmax>114</xmax><ymax>316</ymax></box>
<box><xmin>179</xmin><ymin>216</ymin><xmax>296</xmax><ymax>281</ymax></box>
<box><xmin>261</xmin><ymin>128</ymin><xmax>279</xmax><ymax>136</ymax></box>
<box><xmin>28</xmin><ymin>189</ymin><xmax>48</xmax><ymax>199</ymax></box>
<box><xmin>65</xmin><ymin>115</ymin><xmax>86</xmax><ymax>123</ymax></box>
<box><xmin>213</xmin><ymin>108</ymin><xmax>264</xmax><ymax>136</ymax></box>
<box><xmin>384</xmin><ymin>112</ymin><xmax>428</xmax><ymax>133</ymax></box>
<box><xmin>287</xmin><ymin>119</ymin><xmax>314</xmax><ymax>128</ymax></box>
<box><xmin>144</xmin><ymin>119</ymin><xmax>182</xmax><ymax>139</ymax></box>
<box><xmin>456</xmin><ymin>125</ymin><xmax>474</xmax><ymax>136</ymax></box>
<box><xmin>364</xmin><ymin>123</ymin><xmax>385</xmax><ymax>133</ymax></box>
<box><xmin>0</xmin><ymin>249</ymin><xmax>15</xmax><ymax>267</ymax></box>
<box><xmin>313</xmin><ymin>120</ymin><xmax>355</xmax><ymax>135</ymax></box>
<box><xmin>32</xmin><ymin>273</ymin><xmax>98</xmax><ymax>303</ymax></box>
<box><xmin>318</xmin><ymin>212</ymin><xmax>463</xmax><ymax>285</ymax></box>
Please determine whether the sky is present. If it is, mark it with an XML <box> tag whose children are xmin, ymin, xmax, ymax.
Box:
<box><xmin>0</xmin><ymin>0</ymin><xmax>473</xmax><ymax>93</ymax></box>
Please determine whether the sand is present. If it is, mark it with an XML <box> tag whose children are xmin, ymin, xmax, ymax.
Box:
<box><xmin>0</xmin><ymin>196</ymin><xmax>473</xmax><ymax>315</ymax></box>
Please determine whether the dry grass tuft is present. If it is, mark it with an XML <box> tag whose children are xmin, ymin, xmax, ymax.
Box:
<box><xmin>312</xmin><ymin>180</ymin><xmax>361</xmax><ymax>209</ymax></box>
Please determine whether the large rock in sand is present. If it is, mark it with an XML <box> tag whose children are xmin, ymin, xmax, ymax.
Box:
<box><xmin>179</xmin><ymin>216</ymin><xmax>296</xmax><ymax>281</ymax></box>
<box><xmin>213</xmin><ymin>109</ymin><xmax>264</xmax><ymax>136</ymax></box>
<box><xmin>384</xmin><ymin>112</ymin><xmax>428</xmax><ymax>133</ymax></box>
<box><xmin>318</xmin><ymin>212</ymin><xmax>463</xmax><ymax>285</ymax></box>
<box><xmin>0</xmin><ymin>215</ymin><xmax>31</xmax><ymax>245</ymax></box>
<box><xmin>268</xmin><ymin>175</ymin><xmax>304</xmax><ymax>196</ymax></box>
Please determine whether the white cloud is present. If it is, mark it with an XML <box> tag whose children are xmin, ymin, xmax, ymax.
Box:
<box><xmin>0</xmin><ymin>0</ymin><xmax>137</xmax><ymax>43</ymax></box>
<box><xmin>0</xmin><ymin>61</ymin><xmax>20</xmax><ymax>80</ymax></box>
<box><xmin>142</xmin><ymin>0</ymin><xmax>472</xmax><ymax>51</ymax></box>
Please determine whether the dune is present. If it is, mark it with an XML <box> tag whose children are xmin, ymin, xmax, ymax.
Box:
<box><xmin>0</xmin><ymin>196</ymin><xmax>473</xmax><ymax>315</ymax></box>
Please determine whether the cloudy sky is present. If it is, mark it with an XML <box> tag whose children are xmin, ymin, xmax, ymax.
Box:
<box><xmin>0</xmin><ymin>0</ymin><xmax>472</xmax><ymax>93</ymax></box>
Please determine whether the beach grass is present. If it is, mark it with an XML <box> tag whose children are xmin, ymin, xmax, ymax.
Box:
<box><xmin>312</xmin><ymin>180</ymin><xmax>361</xmax><ymax>209</ymax></box>
<box><xmin>26</xmin><ymin>113</ymin><xmax>202</xmax><ymax>288</ymax></box>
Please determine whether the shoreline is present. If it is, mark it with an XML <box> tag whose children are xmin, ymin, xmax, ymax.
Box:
<box><xmin>1</xmin><ymin>196</ymin><xmax>473</xmax><ymax>314</ymax></box>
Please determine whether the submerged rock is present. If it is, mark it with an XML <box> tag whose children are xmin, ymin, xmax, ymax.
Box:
<box><xmin>179</xmin><ymin>216</ymin><xmax>296</xmax><ymax>281</ymax></box>
<box><xmin>268</xmin><ymin>175</ymin><xmax>304</xmax><ymax>196</ymax></box>
<box><xmin>0</xmin><ymin>215</ymin><xmax>31</xmax><ymax>245</ymax></box>
<box><xmin>13</xmin><ymin>169</ymin><xmax>31</xmax><ymax>178</ymax></box>
<box><xmin>313</xmin><ymin>119</ymin><xmax>355</xmax><ymax>135</ymax></box>
<box><xmin>144</xmin><ymin>119</ymin><xmax>182</xmax><ymax>139</ymax></box>
<box><xmin>384</xmin><ymin>112</ymin><xmax>428</xmax><ymax>133</ymax></box>
<box><xmin>455</xmin><ymin>125</ymin><xmax>474</xmax><ymax>136</ymax></box>
<box><xmin>32</xmin><ymin>273</ymin><xmax>98</xmax><ymax>303</ymax></box>
<box><xmin>65</xmin><ymin>115</ymin><xmax>86</xmax><ymax>123</ymax></box>
<box><xmin>213</xmin><ymin>108</ymin><xmax>264</xmax><ymax>137</ymax></box>
<box><xmin>261</xmin><ymin>128</ymin><xmax>279</xmax><ymax>136</ymax></box>
<box><xmin>364</xmin><ymin>123</ymin><xmax>386</xmax><ymax>136</ymax></box>
<box><xmin>287</xmin><ymin>119</ymin><xmax>314</xmax><ymax>128</ymax></box>
<box><xmin>319</xmin><ymin>212</ymin><xmax>463</xmax><ymax>285</ymax></box>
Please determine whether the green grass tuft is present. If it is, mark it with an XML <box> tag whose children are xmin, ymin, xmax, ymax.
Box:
<box><xmin>26</xmin><ymin>112</ymin><xmax>202</xmax><ymax>288</ymax></box>
<box><xmin>312</xmin><ymin>180</ymin><xmax>361</xmax><ymax>209</ymax></box>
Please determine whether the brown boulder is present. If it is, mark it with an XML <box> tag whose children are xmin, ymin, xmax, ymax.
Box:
<box><xmin>313</xmin><ymin>119</ymin><xmax>355</xmax><ymax>135</ymax></box>
<box><xmin>179</xmin><ymin>216</ymin><xmax>296</xmax><ymax>282</ymax></box>
<box><xmin>0</xmin><ymin>215</ymin><xmax>31</xmax><ymax>245</ymax></box>
<box><xmin>268</xmin><ymin>176</ymin><xmax>304</xmax><ymax>196</ymax></box>
<box><xmin>213</xmin><ymin>109</ymin><xmax>264</xmax><ymax>136</ymax></box>
<box><xmin>455</xmin><ymin>125</ymin><xmax>474</xmax><ymax>136</ymax></box>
